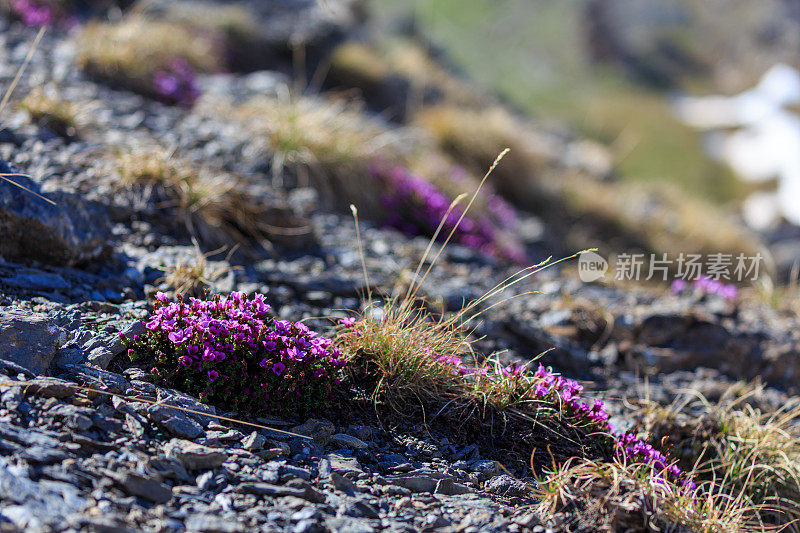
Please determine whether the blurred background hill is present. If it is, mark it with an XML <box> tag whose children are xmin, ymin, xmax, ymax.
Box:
<box><xmin>371</xmin><ymin>0</ymin><xmax>800</xmax><ymax>203</ymax></box>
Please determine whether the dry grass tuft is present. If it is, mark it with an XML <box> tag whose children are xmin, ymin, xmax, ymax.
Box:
<box><xmin>336</xmin><ymin>295</ymin><xmax>473</xmax><ymax>415</ymax></box>
<box><xmin>336</xmin><ymin>291</ymin><xmax>607</xmax><ymax>471</ymax></box>
<box><xmin>334</xmin><ymin>168</ymin><xmax>606</xmax><ymax>470</ymax></box>
<box><xmin>535</xmin><ymin>456</ymin><xmax>760</xmax><ymax>532</ymax></box>
<box><xmin>327</xmin><ymin>39</ymin><xmax>484</xmax><ymax>118</ymax></box>
<box><xmin>76</xmin><ymin>16</ymin><xmax>221</xmax><ymax>96</ymax></box>
<box><xmin>229</xmin><ymin>93</ymin><xmax>412</xmax><ymax>217</ymax></box>
<box><xmin>135</xmin><ymin>1</ymin><xmax>264</xmax><ymax>71</ymax></box>
<box><xmin>20</xmin><ymin>87</ymin><xmax>78</xmax><ymax>139</ymax></box>
<box><xmin>635</xmin><ymin>384</ymin><xmax>800</xmax><ymax>531</ymax></box>
<box><xmin>113</xmin><ymin>146</ymin><xmax>311</xmax><ymax>250</ymax></box>
<box><xmin>160</xmin><ymin>242</ymin><xmax>239</xmax><ymax>298</ymax></box>
<box><xmin>413</xmin><ymin>104</ymin><xmax>557</xmax><ymax>209</ymax></box>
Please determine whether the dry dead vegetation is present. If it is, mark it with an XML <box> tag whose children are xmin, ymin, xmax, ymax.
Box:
<box><xmin>627</xmin><ymin>383</ymin><xmax>800</xmax><ymax>532</ymax></box>
<box><xmin>535</xmin><ymin>457</ymin><xmax>758</xmax><ymax>533</ymax></box>
<box><xmin>76</xmin><ymin>16</ymin><xmax>222</xmax><ymax>95</ymax></box>
<box><xmin>327</xmin><ymin>39</ymin><xmax>482</xmax><ymax>118</ymax></box>
<box><xmin>20</xmin><ymin>87</ymin><xmax>79</xmax><ymax>139</ymax></box>
<box><xmin>228</xmin><ymin>92</ymin><xmax>409</xmax><ymax>217</ymax></box>
<box><xmin>111</xmin><ymin>145</ymin><xmax>311</xmax><ymax>251</ymax></box>
<box><xmin>159</xmin><ymin>241</ymin><xmax>240</xmax><ymax>298</ymax></box>
<box><xmin>74</xmin><ymin>2</ymin><xmax>271</xmax><ymax>95</ymax></box>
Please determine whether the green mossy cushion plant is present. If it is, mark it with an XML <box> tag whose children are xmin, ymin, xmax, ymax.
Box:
<box><xmin>123</xmin><ymin>291</ymin><xmax>346</xmax><ymax>418</ymax></box>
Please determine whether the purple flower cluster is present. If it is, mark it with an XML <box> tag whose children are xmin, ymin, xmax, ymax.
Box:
<box><xmin>671</xmin><ymin>275</ymin><xmax>738</xmax><ymax>301</ymax></box>
<box><xmin>9</xmin><ymin>0</ymin><xmax>77</xmax><ymax>27</ymax></box>
<box><xmin>123</xmin><ymin>291</ymin><xmax>345</xmax><ymax>417</ymax></box>
<box><xmin>9</xmin><ymin>0</ymin><xmax>79</xmax><ymax>28</ymax></box>
<box><xmin>10</xmin><ymin>0</ymin><xmax>51</xmax><ymax>26</ymax></box>
<box><xmin>374</xmin><ymin>165</ymin><xmax>527</xmax><ymax>264</ymax></box>
<box><xmin>614</xmin><ymin>433</ymin><xmax>683</xmax><ymax>479</ymax></box>
<box><xmin>436</xmin><ymin>355</ymin><xmax>690</xmax><ymax>485</ymax></box>
<box><xmin>153</xmin><ymin>59</ymin><xmax>201</xmax><ymax>108</ymax></box>
<box><xmin>436</xmin><ymin>354</ymin><xmax>468</xmax><ymax>375</ymax></box>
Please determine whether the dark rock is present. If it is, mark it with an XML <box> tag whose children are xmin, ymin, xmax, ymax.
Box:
<box><xmin>330</xmin><ymin>472</ymin><xmax>357</xmax><ymax>495</ymax></box>
<box><xmin>112</xmin><ymin>471</ymin><xmax>172</xmax><ymax>504</ymax></box>
<box><xmin>0</xmin><ymin>159</ymin><xmax>111</xmax><ymax>266</ymax></box>
<box><xmin>292</xmin><ymin>418</ymin><xmax>335</xmax><ymax>445</ymax></box>
<box><xmin>20</xmin><ymin>377</ymin><xmax>76</xmax><ymax>398</ymax></box>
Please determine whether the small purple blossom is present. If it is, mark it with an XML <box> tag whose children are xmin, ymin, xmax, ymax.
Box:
<box><xmin>672</xmin><ymin>275</ymin><xmax>738</xmax><ymax>302</ymax></box>
<box><xmin>152</xmin><ymin>58</ymin><xmax>200</xmax><ymax>107</ymax></box>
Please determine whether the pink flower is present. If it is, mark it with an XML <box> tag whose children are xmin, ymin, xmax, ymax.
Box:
<box><xmin>670</xmin><ymin>279</ymin><xmax>687</xmax><ymax>294</ymax></box>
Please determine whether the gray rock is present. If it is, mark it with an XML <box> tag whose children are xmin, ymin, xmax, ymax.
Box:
<box><xmin>320</xmin><ymin>454</ymin><xmax>363</xmax><ymax>476</ymax></box>
<box><xmin>157</xmin><ymin>390</ymin><xmax>218</xmax><ymax>427</ymax></box>
<box><xmin>61</xmin><ymin>364</ymin><xmax>130</xmax><ymax>393</ymax></box>
<box><xmin>281</xmin><ymin>464</ymin><xmax>312</xmax><ymax>481</ymax></box>
<box><xmin>164</xmin><ymin>439</ymin><xmax>227</xmax><ymax>470</ymax></box>
<box><xmin>237</xmin><ymin>482</ymin><xmax>308</xmax><ymax>499</ymax></box>
<box><xmin>385</xmin><ymin>475</ymin><xmax>438</xmax><ymax>493</ymax></box>
<box><xmin>146</xmin><ymin>456</ymin><xmax>191</xmax><ymax>482</ymax></box>
<box><xmin>184</xmin><ymin>514</ymin><xmax>244</xmax><ymax>533</ymax></box>
<box><xmin>0</xmin><ymin>160</ymin><xmax>111</xmax><ymax>266</ymax></box>
<box><xmin>0</xmin><ymin>308</ymin><xmax>68</xmax><ymax>375</ymax></box>
<box><xmin>148</xmin><ymin>405</ymin><xmax>204</xmax><ymax>439</ymax></box>
<box><xmin>241</xmin><ymin>431</ymin><xmax>266</xmax><ymax>451</ymax></box>
<box><xmin>257</xmin><ymin>440</ymin><xmax>291</xmax><ymax>460</ymax></box>
<box><xmin>325</xmin><ymin>516</ymin><xmax>375</xmax><ymax>533</ymax></box>
<box><xmin>484</xmin><ymin>474</ymin><xmax>529</xmax><ymax>497</ymax></box>
<box><xmin>87</xmin><ymin>347</ymin><xmax>116</xmax><ymax>370</ymax></box>
<box><xmin>240</xmin><ymin>480</ymin><xmax>326</xmax><ymax>503</ymax></box>
<box><xmin>329</xmin><ymin>433</ymin><xmax>369</xmax><ymax>450</ymax></box>
<box><xmin>0</xmin><ymin>457</ymin><xmax>86</xmax><ymax>530</ymax></box>
<box><xmin>433</xmin><ymin>477</ymin><xmax>472</xmax><ymax>496</ymax></box>
<box><xmin>343</xmin><ymin>499</ymin><xmax>379</xmax><ymax>519</ymax></box>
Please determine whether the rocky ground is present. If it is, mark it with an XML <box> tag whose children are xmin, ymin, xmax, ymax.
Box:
<box><xmin>1</xmin><ymin>3</ymin><xmax>800</xmax><ymax>532</ymax></box>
